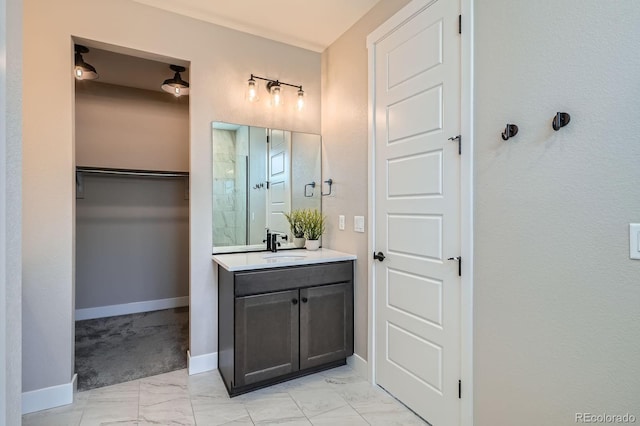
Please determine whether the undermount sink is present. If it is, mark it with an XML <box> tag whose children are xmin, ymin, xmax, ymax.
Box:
<box><xmin>262</xmin><ymin>253</ymin><xmax>307</xmax><ymax>262</ymax></box>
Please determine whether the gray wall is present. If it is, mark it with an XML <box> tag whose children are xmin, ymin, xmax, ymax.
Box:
<box><xmin>75</xmin><ymin>82</ymin><xmax>189</xmax><ymax>172</ymax></box>
<box><xmin>321</xmin><ymin>0</ymin><xmax>412</xmax><ymax>359</ymax></box>
<box><xmin>0</xmin><ymin>0</ymin><xmax>22</xmax><ymax>422</ymax></box>
<box><xmin>75</xmin><ymin>175</ymin><xmax>189</xmax><ymax>309</ymax></box>
<box><xmin>75</xmin><ymin>80</ymin><xmax>189</xmax><ymax>311</ymax></box>
<box><xmin>474</xmin><ymin>1</ymin><xmax>640</xmax><ymax>424</ymax></box>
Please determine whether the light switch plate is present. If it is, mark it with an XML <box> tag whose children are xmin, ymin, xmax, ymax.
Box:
<box><xmin>338</xmin><ymin>215</ymin><xmax>345</xmax><ymax>230</ymax></box>
<box><xmin>354</xmin><ymin>216</ymin><xmax>365</xmax><ymax>233</ymax></box>
<box><xmin>630</xmin><ymin>224</ymin><xmax>640</xmax><ymax>259</ymax></box>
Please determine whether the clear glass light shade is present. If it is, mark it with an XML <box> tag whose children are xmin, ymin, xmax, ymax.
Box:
<box><xmin>297</xmin><ymin>89</ymin><xmax>305</xmax><ymax>111</ymax></box>
<box><xmin>270</xmin><ymin>84</ymin><xmax>282</xmax><ymax>107</ymax></box>
<box><xmin>247</xmin><ymin>78</ymin><xmax>258</xmax><ymax>102</ymax></box>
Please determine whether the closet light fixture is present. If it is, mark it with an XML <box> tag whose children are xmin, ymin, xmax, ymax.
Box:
<box><xmin>161</xmin><ymin>65</ymin><xmax>190</xmax><ymax>97</ymax></box>
<box><xmin>74</xmin><ymin>45</ymin><xmax>98</xmax><ymax>80</ymax></box>
<box><xmin>246</xmin><ymin>74</ymin><xmax>304</xmax><ymax>110</ymax></box>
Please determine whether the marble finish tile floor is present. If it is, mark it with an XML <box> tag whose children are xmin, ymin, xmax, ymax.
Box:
<box><xmin>22</xmin><ymin>365</ymin><xmax>429</xmax><ymax>425</ymax></box>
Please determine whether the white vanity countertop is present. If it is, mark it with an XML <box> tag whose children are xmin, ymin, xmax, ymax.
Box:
<box><xmin>212</xmin><ymin>248</ymin><xmax>357</xmax><ymax>272</ymax></box>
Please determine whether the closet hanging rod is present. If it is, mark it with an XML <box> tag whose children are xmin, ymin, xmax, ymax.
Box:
<box><xmin>76</xmin><ymin>166</ymin><xmax>189</xmax><ymax>178</ymax></box>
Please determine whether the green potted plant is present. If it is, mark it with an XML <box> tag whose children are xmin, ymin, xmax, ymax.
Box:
<box><xmin>284</xmin><ymin>209</ymin><xmax>306</xmax><ymax>248</ymax></box>
<box><xmin>302</xmin><ymin>209</ymin><xmax>325</xmax><ymax>251</ymax></box>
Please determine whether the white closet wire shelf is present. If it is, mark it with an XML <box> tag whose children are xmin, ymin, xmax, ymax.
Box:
<box><xmin>75</xmin><ymin>166</ymin><xmax>190</xmax><ymax>199</ymax></box>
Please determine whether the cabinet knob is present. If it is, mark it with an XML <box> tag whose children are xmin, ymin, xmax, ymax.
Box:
<box><xmin>291</xmin><ymin>298</ymin><xmax>298</xmax><ymax>305</ymax></box>
<box><xmin>301</xmin><ymin>297</ymin><xmax>308</xmax><ymax>303</ymax></box>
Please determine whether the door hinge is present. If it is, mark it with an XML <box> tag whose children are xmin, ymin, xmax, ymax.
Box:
<box><xmin>458</xmin><ymin>380</ymin><xmax>462</xmax><ymax>398</ymax></box>
<box><xmin>448</xmin><ymin>256</ymin><xmax>462</xmax><ymax>276</ymax></box>
<box><xmin>458</xmin><ymin>15</ymin><xmax>462</xmax><ymax>34</ymax></box>
<box><xmin>448</xmin><ymin>135</ymin><xmax>461</xmax><ymax>155</ymax></box>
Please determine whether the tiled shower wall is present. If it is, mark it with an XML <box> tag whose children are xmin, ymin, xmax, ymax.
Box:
<box><xmin>212</xmin><ymin>128</ymin><xmax>247</xmax><ymax>246</ymax></box>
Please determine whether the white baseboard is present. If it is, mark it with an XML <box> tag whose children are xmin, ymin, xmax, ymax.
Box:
<box><xmin>187</xmin><ymin>350</ymin><xmax>218</xmax><ymax>375</ymax></box>
<box><xmin>22</xmin><ymin>373</ymin><xmax>77</xmax><ymax>415</ymax></box>
<box><xmin>75</xmin><ymin>296</ymin><xmax>189</xmax><ymax>321</ymax></box>
<box><xmin>347</xmin><ymin>353</ymin><xmax>369</xmax><ymax>381</ymax></box>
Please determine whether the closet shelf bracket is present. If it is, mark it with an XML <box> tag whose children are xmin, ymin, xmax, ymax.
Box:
<box><xmin>76</xmin><ymin>171</ymin><xmax>85</xmax><ymax>199</ymax></box>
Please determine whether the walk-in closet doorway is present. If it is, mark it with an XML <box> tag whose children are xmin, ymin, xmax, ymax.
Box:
<box><xmin>73</xmin><ymin>43</ymin><xmax>191</xmax><ymax>391</ymax></box>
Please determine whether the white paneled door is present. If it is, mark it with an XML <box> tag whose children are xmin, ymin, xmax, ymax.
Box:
<box><xmin>268</xmin><ymin>129</ymin><xmax>291</xmax><ymax>235</ymax></box>
<box><xmin>371</xmin><ymin>0</ymin><xmax>461</xmax><ymax>424</ymax></box>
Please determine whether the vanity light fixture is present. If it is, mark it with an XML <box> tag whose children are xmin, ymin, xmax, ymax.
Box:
<box><xmin>246</xmin><ymin>74</ymin><xmax>304</xmax><ymax>110</ymax></box>
<box><xmin>74</xmin><ymin>45</ymin><xmax>99</xmax><ymax>80</ymax></box>
<box><xmin>161</xmin><ymin>65</ymin><xmax>190</xmax><ymax>97</ymax></box>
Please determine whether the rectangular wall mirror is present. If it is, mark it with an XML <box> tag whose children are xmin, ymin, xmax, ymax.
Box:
<box><xmin>211</xmin><ymin>122</ymin><xmax>321</xmax><ymax>253</ymax></box>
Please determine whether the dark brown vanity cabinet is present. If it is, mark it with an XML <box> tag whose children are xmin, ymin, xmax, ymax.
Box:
<box><xmin>218</xmin><ymin>261</ymin><xmax>354</xmax><ymax>396</ymax></box>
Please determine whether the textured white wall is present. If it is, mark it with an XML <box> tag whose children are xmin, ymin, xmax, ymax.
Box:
<box><xmin>0</xmin><ymin>0</ymin><xmax>22</xmax><ymax>422</ymax></box>
<box><xmin>23</xmin><ymin>0</ymin><xmax>320</xmax><ymax>393</ymax></box>
<box><xmin>474</xmin><ymin>1</ymin><xmax>640</xmax><ymax>424</ymax></box>
<box><xmin>321</xmin><ymin>0</ymin><xmax>411</xmax><ymax>359</ymax></box>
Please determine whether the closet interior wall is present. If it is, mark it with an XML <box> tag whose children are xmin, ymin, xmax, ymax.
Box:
<box><xmin>75</xmin><ymin>79</ymin><xmax>190</xmax><ymax>317</ymax></box>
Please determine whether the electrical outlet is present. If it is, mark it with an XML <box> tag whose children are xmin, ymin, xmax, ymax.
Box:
<box><xmin>354</xmin><ymin>216</ymin><xmax>365</xmax><ymax>233</ymax></box>
<box><xmin>339</xmin><ymin>215</ymin><xmax>345</xmax><ymax>230</ymax></box>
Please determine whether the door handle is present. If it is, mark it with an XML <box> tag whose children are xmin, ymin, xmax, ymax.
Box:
<box><xmin>301</xmin><ymin>297</ymin><xmax>308</xmax><ymax>303</ymax></box>
<box><xmin>373</xmin><ymin>251</ymin><xmax>386</xmax><ymax>262</ymax></box>
<box><xmin>291</xmin><ymin>298</ymin><xmax>298</xmax><ymax>305</ymax></box>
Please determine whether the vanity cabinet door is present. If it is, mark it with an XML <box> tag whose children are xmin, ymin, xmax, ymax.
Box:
<box><xmin>299</xmin><ymin>282</ymin><xmax>354</xmax><ymax>370</ymax></box>
<box><xmin>235</xmin><ymin>289</ymin><xmax>300</xmax><ymax>387</ymax></box>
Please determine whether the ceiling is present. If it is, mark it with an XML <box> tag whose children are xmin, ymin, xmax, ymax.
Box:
<box><xmin>76</xmin><ymin>46</ymin><xmax>189</xmax><ymax>93</ymax></box>
<box><xmin>131</xmin><ymin>0</ymin><xmax>383</xmax><ymax>52</ymax></box>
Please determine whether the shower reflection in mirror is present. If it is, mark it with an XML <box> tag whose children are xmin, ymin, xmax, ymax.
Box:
<box><xmin>211</xmin><ymin>122</ymin><xmax>321</xmax><ymax>253</ymax></box>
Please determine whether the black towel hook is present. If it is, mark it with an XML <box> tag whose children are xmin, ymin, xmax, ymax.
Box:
<box><xmin>552</xmin><ymin>112</ymin><xmax>570</xmax><ymax>131</ymax></box>
<box><xmin>501</xmin><ymin>124</ymin><xmax>519</xmax><ymax>141</ymax></box>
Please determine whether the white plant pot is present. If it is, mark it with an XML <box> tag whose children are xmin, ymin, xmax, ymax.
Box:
<box><xmin>305</xmin><ymin>239</ymin><xmax>320</xmax><ymax>251</ymax></box>
<box><xmin>293</xmin><ymin>237</ymin><xmax>306</xmax><ymax>248</ymax></box>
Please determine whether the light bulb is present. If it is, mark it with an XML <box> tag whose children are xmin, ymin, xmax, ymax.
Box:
<box><xmin>247</xmin><ymin>78</ymin><xmax>258</xmax><ymax>102</ymax></box>
<box><xmin>174</xmin><ymin>87</ymin><xmax>181</xmax><ymax>97</ymax></box>
<box><xmin>271</xmin><ymin>85</ymin><xmax>282</xmax><ymax>107</ymax></box>
<box><xmin>297</xmin><ymin>88</ymin><xmax>305</xmax><ymax>111</ymax></box>
<box><xmin>74</xmin><ymin>46</ymin><xmax>98</xmax><ymax>80</ymax></box>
